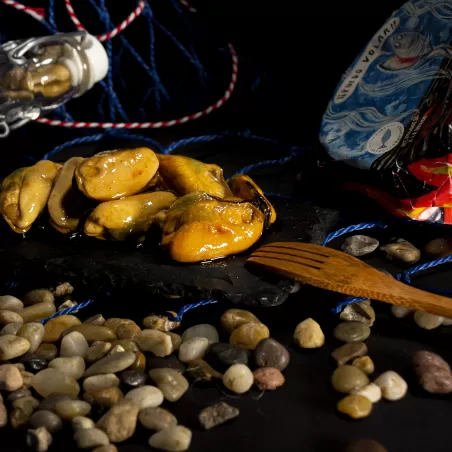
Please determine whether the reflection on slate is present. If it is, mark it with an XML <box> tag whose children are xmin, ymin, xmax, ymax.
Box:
<box><xmin>0</xmin><ymin>197</ymin><xmax>338</xmax><ymax>307</ymax></box>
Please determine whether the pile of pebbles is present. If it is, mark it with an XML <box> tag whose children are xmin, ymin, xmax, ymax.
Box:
<box><xmin>342</xmin><ymin>235</ymin><xmax>452</xmax><ymax>329</ymax></box>
<box><xmin>0</xmin><ymin>287</ymin><xmax>295</xmax><ymax>451</ymax></box>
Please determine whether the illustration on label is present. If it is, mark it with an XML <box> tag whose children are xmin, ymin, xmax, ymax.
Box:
<box><xmin>365</xmin><ymin>122</ymin><xmax>405</xmax><ymax>154</ymax></box>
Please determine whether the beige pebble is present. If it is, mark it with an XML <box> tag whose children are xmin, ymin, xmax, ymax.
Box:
<box><xmin>223</xmin><ymin>364</ymin><xmax>254</xmax><ymax>394</ymax></box>
<box><xmin>83</xmin><ymin>374</ymin><xmax>120</xmax><ymax>392</ymax></box>
<box><xmin>48</xmin><ymin>356</ymin><xmax>85</xmax><ymax>380</ymax></box>
<box><xmin>37</xmin><ymin>393</ymin><xmax>74</xmax><ymax>412</ymax></box>
<box><xmin>24</xmin><ymin>289</ymin><xmax>55</xmax><ymax>306</ymax></box>
<box><xmin>165</xmin><ymin>332</ymin><xmax>182</xmax><ymax>351</ymax></box>
<box><xmin>35</xmin><ymin>343</ymin><xmax>58</xmax><ymax>361</ymax></box>
<box><xmin>84</xmin><ymin>386</ymin><xmax>123</xmax><ymax>409</ymax></box>
<box><xmin>60</xmin><ymin>331</ymin><xmax>89</xmax><ymax>358</ymax></box>
<box><xmin>14</xmin><ymin>363</ymin><xmax>25</xmax><ymax>372</ymax></box>
<box><xmin>62</xmin><ymin>324</ymin><xmax>117</xmax><ymax>343</ymax></box>
<box><xmin>0</xmin><ymin>310</ymin><xmax>23</xmax><ymax>326</ymax></box>
<box><xmin>178</xmin><ymin>337</ymin><xmax>209</xmax><ymax>363</ymax></box>
<box><xmin>340</xmin><ymin>302</ymin><xmax>375</xmax><ymax>326</ymax></box>
<box><xmin>86</xmin><ymin>341</ymin><xmax>112</xmax><ymax>363</ymax></box>
<box><xmin>72</xmin><ymin>416</ymin><xmax>96</xmax><ymax>431</ymax></box>
<box><xmin>84</xmin><ymin>314</ymin><xmax>105</xmax><ymax>326</ymax></box>
<box><xmin>19</xmin><ymin>301</ymin><xmax>56</xmax><ymax>323</ymax></box>
<box><xmin>55</xmin><ymin>400</ymin><xmax>91</xmax><ymax>420</ymax></box>
<box><xmin>43</xmin><ymin>315</ymin><xmax>81</xmax><ymax>343</ymax></box>
<box><xmin>53</xmin><ymin>282</ymin><xmax>74</xmax><ymax>297</ymax></box>
<box><xmin>97</xmin><ymin>399</ymin><xmax>139</xmax><ymax>443</ymax></box>
<box><xmin>0</xmin><ymin>335</ymin><xmax>30</xmax><ymax>359</ymax></box>
<box><xmin>352</xmin><ymin>383</ymin><xmax>382</xmax><ymax>403</ymax></box>
<box><xmin>220</xmin><ymin>309</ymin><xmax>260</xmax><ymax>333</ymax></box>
<box><xmin>131</xmin><ymin>351</ymin><xmax>146</xmax><ymax>371</ymax></box>
<box><xmin>109</xmin><ymin>345</ymin><xmax>126</xmax><ymax>355</ymax></box>
<box><xmin>442</xmin><ymin>317</ymin><xmax>452</xmax><ymax>326</ymax></box>
<box><xmin>0</xmin><ymin>322</ymin><xmax>22</xmax><ymax>336</ymax></box>
<box><xmin>139</xmin><ymin>406</ymin><xmax>177</xmax><ymax>431</ymax></box>
<box><xmin>331</xmin><ymin>365</ymin><xmax>369</xmax><ymax>394</ymax></box>
<box><xmin>58</xmin><ymin>300</ymin><xmax>78</xmax><ymax>312</ymax></box>
<box><xmin>32</xmin><ymin>368</ymin><xmax>80</xmax><ymax>398</ymax></box>
<box><xmin>0</xmin><ymin>403</ymin><xmax>7</xmax><ymax>428</ymax></box>
<box><xmin>84</xmin><ymin>351</ymin><xmax>136</xmax><ymax>377</ymax></box>
<box><xmin>374</xmin><ymin>371</ymin><xmax>408</xmax><ymax>401</ymax></box>
<box><xmin>20</xmin><ymin>371</ymin><xmax>34</xmax><ymax>388</ymax></box>
<box><xmin>74</xmin><ymin>427</ymin><xmax>109</xmax><ymax>449</ymax></box>
<box><xmin>352</xmin><ymin>356</ymin><xmax>375</xmax><ymax>375</ymax></box>
<box><xmin>391</xmin><ymin>305</ymin><xmax>414</xmax><ymax>318</ymax></box>
<box><xmin>414</xmin><ymin>311</ymin><xmax>444</xmax><ymax>330</ymax></box>
<box><xmin>93</xmin><ymin>446</ymin><xmax>118</xmax><ymax>452</ymax></box>
<box><xmin>104</xmin><ymin>318</ymin><xmax>134</xmax><ymax>334</ymax></box>
<box><xmin>293</xmin><ymin>318</ymin><xmax>325</xmax><ymax>348</ymax></box>
<box><xmin>26</xmin><ymin>426</ymin><xmax>53</xmax><ymax>451</ymax></box>
<box><xmin>0</xmin><ymin>295</ymin><xmax>23</xmax><ymax>311</ymax></box>
<box><xmin>116</xmin><ymin>323</ymin><xmax>141</xmax><ymax>340</ymax></box>
<box><xmin>17</xmin><ymin>323</ymin><xmax>44</xmax><ymax>353</ymax></box>
<box><xmin>149</xmin><ymin>425</ymin><xmax>192</xmax><ymax>451</ymax></box>
<box><xmin>181</xmin><ymin>324</ymin><xmax>219</xmax><ymax>344</ymax></box>
<box><xmin>143</xmin><ymin>313</ymin><xmax>180</xmax><ymax>332</ymax></box>
<box><xmin>125</xmin><ymin>385</ymin><xmax>164</xmax><ymax>410</ymax></box>
<box><xmin>337</xmin><ymin>394</ymin><xmax>372</xmax><ymax>419</ymax></box>
<box><xmin>29</xmin><ymin>410</ymin><xmax>63</xmax><ymax>433</ymax></box>
<box><xmin>229</xmin><ymin>323</ymin><xmax>269</xmax><ymax>350</ymax></box>
<box><xmin>149</xmin><ymin>368</ymin><xmax>189</xmax><ymax>402</ymax></box>
<box><xmin>111</xmin><ymin>340</ymin><xmax>138</xmax><ymax>352</ymax></box>
<box><xmin>332</xmin><ymin>343</ymin><xmax>368</xmax><ymax>366</ymax></box>
<box><xmin>10</xmin><ymin>396</ymin><xmax>39</xmax><ymax>428</ymax></box>
<box><xmin>136</xmin><ymin>330</ymin><xmax>173</xmax><ymax>357</ymax></box>
<box><xmin>0</xmin><ymin>364</ymin><xmax>23</xmax><ymax>391</ymax></box>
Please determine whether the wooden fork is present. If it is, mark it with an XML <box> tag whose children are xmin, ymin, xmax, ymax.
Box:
<box><xmin>247</xmin><ymin>242</ymin><xmax>452</xmax><ymax>317</ymax></box>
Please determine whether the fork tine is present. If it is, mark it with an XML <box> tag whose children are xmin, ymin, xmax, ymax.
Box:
<box><xmin>247</xmin><ymin>255</ymin><xmax>321</xmax><ymax>281</ymax></box>
<box><xmin>252</xmin><ymin>250</ymin><xmax>326</xmax><ymax>267</ymax></box>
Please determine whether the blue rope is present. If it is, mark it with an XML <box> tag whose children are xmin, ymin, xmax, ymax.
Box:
<box><xmin>41</xmin><ymin>134</ymin><xmax>106</xmax><ymax>160</ymax></box>
<box><xmin>396</xmin><ymin>255</ymin><xmax>452</xmax><ymax>285</ymax></box>
<box><xmin>41</xmin><ymin>299</ymin><xmax>95</xmax><ymax>324</ymax></box>
<box><xmin>166</xmin><ymin>299</ymin><xmax>218</xmax><ymax>322</ymax></box>
<box><xmin>47</xmin><ymin>0</ymin><xmax>57</xmax><ymax>32</ymax></box>
<box><xmin>233</xmin><ymin>154</ymin><xmax>297</xmax><ymax>176</ymax></box>
<box><xmin>322</xmin><ymin>222</ymin><xmax>388</xmax><ymax>246</ymax></box>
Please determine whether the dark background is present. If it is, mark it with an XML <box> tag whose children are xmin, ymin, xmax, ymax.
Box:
<box><xmin>5</xmin><ymin>2</ymin><xmax>452</xmax><ymax>452</ymax></box>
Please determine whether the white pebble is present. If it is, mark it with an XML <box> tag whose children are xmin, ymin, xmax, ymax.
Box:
<box><xmin>413</xmin><ymin>311</ymin><xmax>444</xmax><ymax>330</ymax></box>
<box><xmin>442</xmin><ymin>317</ymin><xmax>452</xmax><ymax>326</ymax></box>
<box><xmin>136</xmin><ymin>330</ymin><xmax>173</xmax><ymax>357</ymax></box>
<box><xmin>74</xmin><ymin>427</ymin><xmax>109</xmax><ymax>449</ymax></box>
<box><xmin>181</xmin><ymin>324</ymin><xmax>219</xmax><ymax>344</ymax></box>
<box><xmin>352</xmin><ymin>383</ymin><xmax>382</xmax><ymax>403</ymax></box>
<box><xmin>149</xmin><ymin>425</ymin><xmax>192</xmax><ymax>452</ymax></box>
<box><xmin>48</xmin><ymin>357</ymin><xmax>86</xmax><ymax>380</ymax></box>
<box><xmin>391</xmin><ymin>305</ymin><xmax>414</xmax><ymax>319</ymax></box>
<box><xmin>60</xmin><ymin>331</ymin><xmax>89</xmax><ymax>358</ymax></box>
<box><xmin>0</xmin><ymin>323</ymin><xmax>22</xmax><ymax>336</ymax></box>
<box><xmin>72</xmin><ymin>416</ymin><xmax>96</xmax><ymax>431</ymax></box>
<box><xmin>374</xmin><ymin>371</ymin><xmax>408</xmax><ymax>401</ymax></box>
<box><xmin>125</xmin><ymin>386</ymin><xmax>164</xmax><ymax>410</ymax></box>
<box><xmin>83</xmin><ymin>373</ymin><xmax>120</xmax><ymax>392</ymax></box>
<box><xmin>178</xmin><ymin>337</ymin><xmax>209</xmax><ymax>363</ymax></box>
<box><xmin>223</xmin><ymin>364</ymin><xmax>254</xmax><ymax>394</ymax></box>
<box><xmin>0</xmin><ymin>296</ymin><xmax>23</xmax><ymax>311</ymax></box>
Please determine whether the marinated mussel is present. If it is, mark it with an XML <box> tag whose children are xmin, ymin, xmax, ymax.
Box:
<box><xmin>75</xmin><ymin>148</ymin><xmax>159</xmax><ymax>201</ymax></box>
<box><xmin>0</xmin><ymin>160</ymin><xmax>61</xmax><ymax>233</ymax></box>
<box><xmin>84</xmin><ymin>191</ymin><xmax>177</xmax><ymax>241</ymax></box>
<box><xmin>161</xmin><ymin>193</ymin><xmax>265</xmax><ymax>262</ymax></box>
<box><xmin>157</xmin><ymin>154</ymin><xmax>231</xmax><ymax>198</ymax></box>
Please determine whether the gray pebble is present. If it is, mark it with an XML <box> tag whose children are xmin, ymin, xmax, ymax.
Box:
<box><xmin>74</xmin><ymin>427</ymin><xmax>109</xmax><ymax>449</ymax></box>
<box><xmin>147</xmin><ymin>355</ymin><xmax>186</xmax><ymax>374</ymax></box>
<box><xmin>26</xmin><ymin>426</ymin><xmax>53</xmax><ymax>451</ymax></box>
<box><xmin>181</xmin><ymin>324</ymin><xmax>219</xmax><ymax>344</ymax></box>
<box><xmin>139</xmin><ymin>406</ymin><xmax>177</xmax><ymax>431</ymax></box>
<box><xmin>38</xmin><ymin>393</ymin><xmax>73</xmax><ymax>412</ymax></box>
<box><xmin>331</xmin><ymin>365</ymin><xmax>369</xmax><ymax>393</ymax></box>
<box><xmin>84</xmin><ymin>351</ymin><xmax>136</xmax><ymax>377</ymax></box>
<box><xmin>29</xmin><ymin>410</ymin><xmax>63</xmax><ymax>434</ymax></box>
<box><xmin>199</xmin><ymin>402</ymin><xmax>239</xmax><ymax>430</ymax></box>
<box><xmin>333</xmin><ymin>322</ymin><xmax>371</xmax><ymax>343</ymax></box>
<box><xmin>381</xmin><ymin>239</ymin><xmax>421</xmax><ymax>264</ymax></box>
<box><xmin>340</xmin><ymin>302</ymin><xmax>376</xmax><ymax>326</ymax></box>
<box><xmin>7</xmin><ymin>387</ymin><xmax>31</xmax><ymax>403</ymax></box>
<box><xmin>34</xmin><ymin>344</ymin><xmax>58</xmax><ymax>361</ymax></box>
<box><xmin>206</xmin><ymin>343</ymin><xmax>249</xmax><ymax>372</ymax></box>
<box><xmin>149</xmin><ymin>368</ymin><xmax>189</xmax><ymax>402</ymax></box>
<box><xmin>254</xmin><ymin>338</ymin><xmax>289</xmax><ymax>371</ymax></box>
<box><xmin>341</xmin><ymin>235</ymin><xmax>379</xmax><ymax>257</ymax></box>
<box><xmin>331</xmin><ymin>342</ymin><xmax>368</xmax><ymax>365</ymax></box>
<box><xmin>0</xmin><ymin>322</ymin><xmax>22</xmax><ymax>336</ymax></box>
<box><xmin>120</xmin><ymin>370</ymin><xmax>147</xmax><ymax>389</ymax></box>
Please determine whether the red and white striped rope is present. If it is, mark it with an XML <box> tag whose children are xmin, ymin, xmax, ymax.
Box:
<box><xmin>64</xmin><ymin>0</ymin><xmax>146</xmax><ymax>42</ymax></box>
<box><xmin>36</xmin><ymin>43</ymin><xmax>238</xmax><ymax>129</ymax></box>
<box><xmin>1</xmin><ymin>0</ymin><xmax>238</xmax><ymax>130</ymax></box>
<box><xmin>0</xmin><ymin>0</ymin><xmax>45</xmax><ymax>21</ymax></box>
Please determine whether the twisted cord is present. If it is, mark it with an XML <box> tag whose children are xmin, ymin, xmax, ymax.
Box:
<box><xmin>166</xmin><ymin>299</ymin><xmax>218</xmax><ymax>322</ymax></box>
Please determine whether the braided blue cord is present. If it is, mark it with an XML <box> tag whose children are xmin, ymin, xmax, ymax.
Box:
<box><xmin>41</xmin><ymin>299</ymin><xmax>95</xmax><ymax>324</ymax></box>
<box><xmin>41</xmin><ymin>134</ymin><xmax>106</xmax><ymax>160</ymax></box>
<box><xmin>233</xmin><ymin>154</ymin><xmax>297</xmax><ymax>176</ymax></box>
<box><xmin>166</xmin><ymin>299</ymin><xmax>218</xmax><ymax>322</ymax></box>
<box><xmin>331</xmin><ymin>297</ymin><xmax>368</xmax><ymax>314</ymax></box>
<box><xmin>322</xmin><ymin>222</ymin><xmax>388</xmax><ymax>246</ymax></box>
<box><xmin>47</xmin><ymin>0</ymin><xmax>57</xmax><ymax>33</ymax></box>
<box><xmin>104</xmin><ymin>131</ymin><xmax>163</xmax><ymax>152</ymax></box>
<box><xmin>396</xmin><ymin>255</ymin><xmax>452</xmax><ymax>284</ymax></box>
